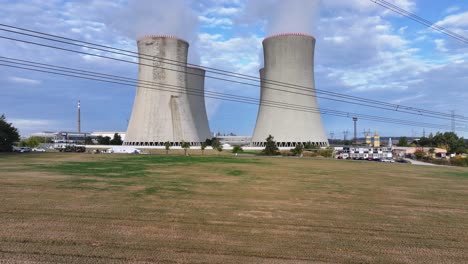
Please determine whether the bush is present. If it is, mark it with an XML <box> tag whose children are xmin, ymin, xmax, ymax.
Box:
<box><xmin>290</xmin><ymin>144</ymin><xmax>304</xmax><ymax>157</ymax></box>
<box><xmin>262</xmin><ymin>135</ymin><xmax>279</xmax><ymax>156</ymax></box>
<box><xmin>232</xmin><ymin>145</ymin><xmax>243</xmax><ymax>154</ymax></box>
<box><xmin>414</xmin><ymin>149</ymin><xmax>425</xmax><ymax>160</ymax></box>
<box><xmin>430</xmin><ymin>158</ymin><xmax>451</xmax><ymax>166</ymax></box>
<box><xmin>451</xmin><ymin>156</ymin><xmax>468</xmax><ymax>167</ymax></box>
<box><xmin>19</xmin><ymin>137</ymin><xmax>41</xmax><ymax>148</ymax></box>
<box><xmin>318</xmin><ymin>149</ymin><xmax>333</xmax><ymax>158</ymax></box>
<box><xmin>304</xmin><ymin>141</ymin><xmax>313</xmax><ymax>149</ymax></box>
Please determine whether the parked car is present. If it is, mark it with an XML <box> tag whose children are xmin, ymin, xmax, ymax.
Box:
<box><xmin>19</xmin><ymin>147</ymin><xmax>31</xmax><ymax>153</ymax></box>
<box><xmin>32</xmin><ymin>148</ymin><xmax>46</xmax><ymax>152</ymax></box>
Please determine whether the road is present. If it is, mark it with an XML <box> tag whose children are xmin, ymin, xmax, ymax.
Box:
<box><xmin>404</xmin><ymin>158</ymin><xmax>441</xmax><ymax>166</ymax></box>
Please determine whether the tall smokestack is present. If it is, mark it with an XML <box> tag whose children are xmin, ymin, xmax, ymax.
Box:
<box><xmin>77</xmin><ymin>100</ymin><xmax>81</xmax><ymax>133</ymax></box>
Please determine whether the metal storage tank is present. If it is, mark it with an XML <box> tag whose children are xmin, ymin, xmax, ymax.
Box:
<box><xmin>186</xmin><ymin>67</ymin><xmax>211</xmax><ymax>142</ymax></box>
<box><xmin>124</xmin><ymin>35</ymin><xmax>200</xmax><ymax>146</ymax></box>
<box><xmin>251</xmin><ymin>33</ymin><xmax>329</xmax><ymax>148</ymax></box>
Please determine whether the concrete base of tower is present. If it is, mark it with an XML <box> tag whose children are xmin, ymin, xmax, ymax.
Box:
<box><xmin>251</xmin><ymin>141</ymin><xmax>329</xmax><ymax>148</ymax></box>
<box><xmin>123</xmin><ymin>141</ymin><xmax>204</xmax><ymax>147</ymax></box>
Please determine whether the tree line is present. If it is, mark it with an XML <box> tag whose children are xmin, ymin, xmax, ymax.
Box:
<box><xmin>397</xmin><ymin>132</ymin><xmax>466</xmax><ymax>154</ymax></box>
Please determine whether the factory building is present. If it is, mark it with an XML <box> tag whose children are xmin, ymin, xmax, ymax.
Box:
<box><xmin>124</xmin><ymin>35</ymin><xmax>211</xmax><ymax>146</ymax></box>
<box><xmin>251</xmin><ymin>33</ymin><xmax>329</xmax><ymax>148</ymax></box>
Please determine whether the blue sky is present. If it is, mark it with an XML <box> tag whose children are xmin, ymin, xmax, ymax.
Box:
<box><xmin>0</xmin><ymin>0</ymin><xmax>467</xmax><ymax>138</ymax></box>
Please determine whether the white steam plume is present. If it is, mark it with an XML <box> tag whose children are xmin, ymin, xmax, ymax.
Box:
<box><xmin>107</xmin><ymin>0</ymin><xmax>200</xmax><ymax>63</ymax></box>
<box><xmin>244</xmin><ymin>0</ymin><xmax>320</xmax><ymax>36</ymax></box>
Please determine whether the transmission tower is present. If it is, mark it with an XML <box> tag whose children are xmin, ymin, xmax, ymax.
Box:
<box><xmin>451</xmin><ymin>110</ymin><xmax>455</xmax><ymax>132</ymax></box>
<box><xmin>352</xmin><ymin>117</ymin><xmax>358</xmax><ymax>144</ymax></box>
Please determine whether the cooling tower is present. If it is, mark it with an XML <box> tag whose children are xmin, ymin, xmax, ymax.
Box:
<box><xmin>124</xmin><ymin>35</ymin><xmax>203</xmax><ymax>146</ymax></box>
<box><xmin>251</xmin><ymin>33</ymin><xmax>329</xmax><ymax>147</ymax></box>
<box><xmin>186</xmin><ymin>67</ymin><xmax>211</xmax><ymax>142</ymax></box>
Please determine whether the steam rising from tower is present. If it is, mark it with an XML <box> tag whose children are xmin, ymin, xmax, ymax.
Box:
<box><xmin>251</xmin><ymin>33</ymin><xmax>328</xmax><ymax>147</ymax></box>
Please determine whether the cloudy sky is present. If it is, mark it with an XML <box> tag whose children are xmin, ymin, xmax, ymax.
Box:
<box><xmin>0</xmin><ymin>0</ymin><xmax>467</xmax><ymax>138</ymax></box>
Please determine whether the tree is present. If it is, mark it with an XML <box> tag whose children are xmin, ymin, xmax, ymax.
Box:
<box><xmin>418</xmin><ymin>137</ymin><xmax>431</xmax><ymax>147</ymax></box>
<box><xmin>110</xmin><ymin>133</ymin><xmax>123</xmax><ymax>145</ymax></box>
<box><xmin>97</xmin><ymin>136</ymin><xmax>111</xmax><ymax>145</ymax></box>
<box><xmin>0</xmin><ymin>114</ymin><xmax>20</xmax><ymax>152</ymax></box>
<box><xmin>262</xmin><ymin>135</ymin><xmax>279</xmax><ymax>156</ymax></box>
<box><xmin>432</xmin><ymin>132</ymin><xmax>466</xmax><ymax>154</ymax></box>
<box><xmin>291</xmin><ymin>144</ymin><xmax>304</xmax><ymax>157</ymax></box>
<box><xmin>215</xmin><ymin>144</ymin><xmax>223</xmax><ymax>155</ymax></box>
<box><xmin>211</xmin><ymin>139</ymin><xmax>223</xmax><ymax>156</ymax></box>
<box><xmin>181</xmin><ymin>141</ymin><xmax>190</xmax><ymax>156</ymax></box>
<box><xmin>85</xmin><ymin>136</ymin><xmax>94</xmax><ymax>145</ymax></box>
<box><xmin>19</xmin><ymin>137</ymin><xmax>40</xmax><ymax>148</ymax></box>
<box><xmin>204</xmin><ymin>138</ymin><xmax>213</xmax><ymax>146</ymax></box>
<box><xmin>397</xmin><ymin>137</ymin><xmax>408</xmax><ymax>147</ymax></box>
<box><xmin>428</xmin><ymin>147</ymin><xmax>435</xmax><ymax>157</ymax></box>
<box><xmin>232</xmin><ymin>145</ymin><xmax>243</xmax><ymax>156</ymax></box>
<box><xmin>414</xmin><ymin>149</ymin><xmax>425</xmax><ymax>160</ymax></box>
<box><xmin>200</xmin><ymin>142</ymin><xmax>207</xmax><ymax>156</ymax></box>
<box><xmin>164</xmin><ymin>141</ymin><xmax>171</xmax><ymax>155</ymax></box>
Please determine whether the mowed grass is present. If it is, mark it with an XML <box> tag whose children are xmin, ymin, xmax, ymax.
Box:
<box><xmin>0</xmin><ymin>153</ymin><xmax>468</xmax><ymax>263</ymax></box>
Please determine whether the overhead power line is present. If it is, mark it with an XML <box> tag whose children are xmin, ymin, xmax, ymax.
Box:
<box><xmin>0</xmin><ymin>56</ymin><xmax>465</xmax><ymax>132</ymax></box>
<box><xmin>0</xmin><ymin>23</ymin><xmax>466</xmax><ymax>122</ymax></box>
<box><xmin>370</xmin><ymin>0</ymin><xmax>468</xmax><ymax>44</ymax></box>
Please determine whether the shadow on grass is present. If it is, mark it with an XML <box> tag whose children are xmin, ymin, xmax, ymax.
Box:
<box><xmin>28</xmin><ymin>155</ymin><xmax>264</xmax><ymax>195</ymax></box>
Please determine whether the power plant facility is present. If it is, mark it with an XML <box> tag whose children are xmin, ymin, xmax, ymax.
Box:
<box><xmin>251</xmin><ymin>33</ymin><xmax>329</xmax><ymax>147</ymax></box>
<box><xmin>124</xmin><ymin>35</ymin><xmax>211</xmax><ymax>146</ymax></box>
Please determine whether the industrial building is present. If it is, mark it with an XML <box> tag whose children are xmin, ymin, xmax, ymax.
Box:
<box><xmin>251</xmin><ymin>33</ymin><xmax>329</xmax><ymax>148</ymax></box>
<box><xmin>335</xmin><ymin>146</ymin><xmax>393</xmax><ymax>160</ymax></box>
<box><xmin>124</xmin><ymin>35</ymin><xmax>211</xmax><ymax>146</ymax></box>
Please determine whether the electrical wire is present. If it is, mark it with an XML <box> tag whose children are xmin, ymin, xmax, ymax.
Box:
<box><xmin>370</xmin><ymin>0</ymin><xmax>468</xmax><ymax>44</ymax></box>
<box><xmin>0</xmin><ymin>23</ymin><xmax>466</xmax><ymax>122</ymax></box>
<box><xmin>0</xmin><ymin>56</ymin><xmax>465</xmax><ymax>132</ymax></box>
<box><xmin>0</xmin><ymin>34</ymin><xmax>466</xmax><ymax>125</ymax></box>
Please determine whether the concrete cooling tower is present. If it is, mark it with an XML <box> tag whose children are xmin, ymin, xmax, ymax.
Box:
<box><xmin>124</xmin><ymin>35</ymin><xmax>211</xmax><ymax>146</ymax></box>
<box><xmin>186</xmin><ymin>67</ymin><xmax>211</xmax><ymax>142</ymax></box>
<box><xmin>251</xmin><ymin>33</ymin><xmax>329</xmax><ymax>147</ymax></box>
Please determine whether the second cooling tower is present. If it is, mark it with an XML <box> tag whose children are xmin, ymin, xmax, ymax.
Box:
<box><xmin>124</xmin><ymin>36</ymin><xmax>211</xmax><ymax>146</ymax></box>
<box><xmin>251</xmin><ymin>33</ymin><xmax>329</xmax><ymax>147</ymax></box>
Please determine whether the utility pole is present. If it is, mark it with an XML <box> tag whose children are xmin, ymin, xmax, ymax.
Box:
<box><xmin>77</xmin><ymin>100</ymin><xmax>81</xmax><ymax>133</ymax></box>
<box><xmin>352</xmin><ymin>117</ymin><xmax>358</xmax><ymax>145</ymax></box>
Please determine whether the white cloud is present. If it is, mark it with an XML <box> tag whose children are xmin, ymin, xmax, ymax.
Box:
<box><xmin>434</xmin><ymin>39</ymin><xmax>448</xmax><ymax>52</ymax></box>
<box><xmin>205</xmin><ymin>7</ymin><xmax>240</xmax><ymax>16</ymax></box>
<box><xmin>437</xmin><ymin>11</ymin><xmax>468</xmax><ymax>28</ymax></box>
<box><xmin>445</xmin><ymin>6</ymin><xmax>460</xmax><ymax>14</ymax></box>
<box><xmin>323</xmin><ymin>36</ymin><xmax>349</xmax><ymax>44</ymax></box>
<box><xmin>8</xmin><ymin>76</ymin><xmax>41</xmax><ymax>85</ymax></box>
<box><xmin>199</xmin><ymin>16</ymin><xmax>233</xmax><ymax>27</ymax></box>
<box><xmin>9</xmin><ymin>118</ymin><xmax>58</xmax><ymax>136</ymax></box>
<box><xmin>198</xmin><ymin>33</ymin><xmax>262</xmax><ymax>75</ymax></box>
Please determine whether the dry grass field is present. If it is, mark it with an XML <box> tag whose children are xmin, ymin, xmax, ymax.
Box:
<box><xmin>0</xmin><ymin>152</ymin><xmax>467</xmax><ymax>263</ymax></box>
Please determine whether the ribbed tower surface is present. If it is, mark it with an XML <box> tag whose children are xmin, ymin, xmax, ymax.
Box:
<box><xmin>251</xmin><ymin>33</ymin><xmax>329</xmax><ymax>148</ymax></box>
<box><xmin>124</xmin><ymin>36</ymin><xmax>210</xmax><ymax>146</ymax></box>
<box><xmin>186</xmin><ymin>67</ymin><xmax>211</xmax><ymax>142</ymax></box>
